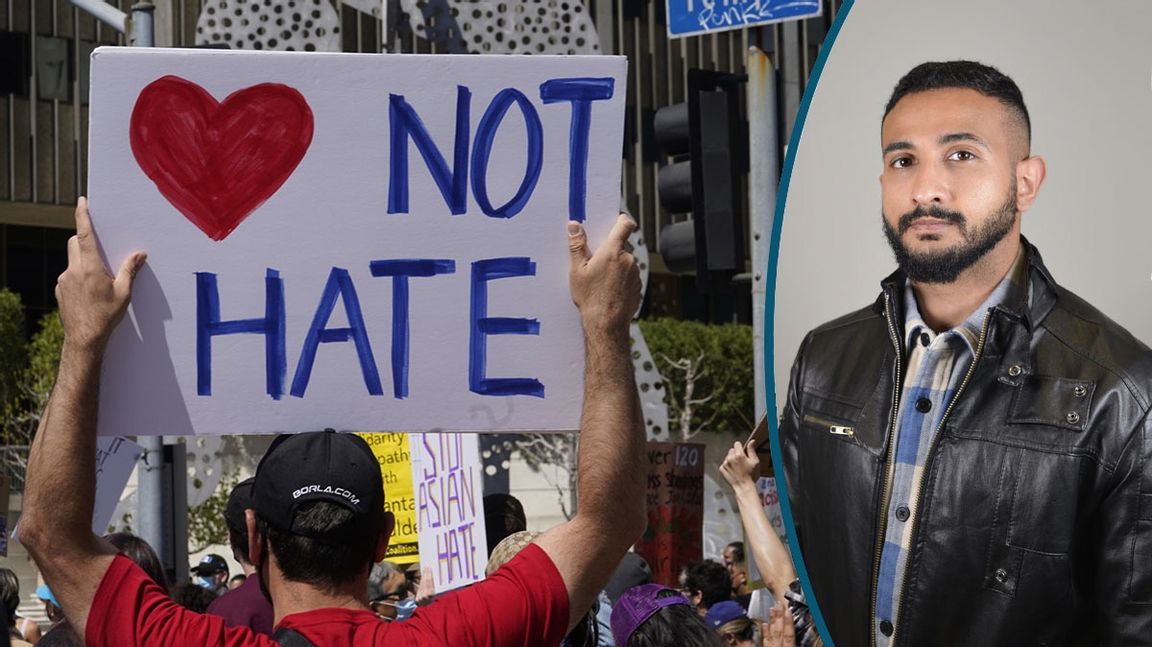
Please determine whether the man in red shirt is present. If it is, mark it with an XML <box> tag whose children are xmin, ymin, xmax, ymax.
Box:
<box><xmin>17</xmin><ymin>199</ymin><xmax>646</xmax><ymax>646</ymax></box>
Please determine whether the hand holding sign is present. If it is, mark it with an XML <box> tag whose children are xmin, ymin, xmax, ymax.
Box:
<box><xmin>56</xmin><ymin>198</ymin><xmax>147</xmax><ymax>352</ymax></box>
<box><xmin>568</xmin><ymin>213</ymin><xmax>641</xmax><ymax>334</ymax></box>
<box><xmin>719</xmin><ymin>440</ymin><xmax>760</xmax><ymax>491</ymax></box>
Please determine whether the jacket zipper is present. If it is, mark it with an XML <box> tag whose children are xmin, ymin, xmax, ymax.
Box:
<box><xmin>888</xmin><ymin>308</ymin><xmax>994</xmax><ymax>646</ymax></box>
<box><xmin>869</xmin><ymin>291</ymin><xmax>904</xmax><ymax>647</ymax></box>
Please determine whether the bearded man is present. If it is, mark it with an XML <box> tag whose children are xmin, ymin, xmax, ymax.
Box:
<box><xmin>779</xmin><ymin>61</ymin><xmax>1152</xmax><ymax>647</ymax></box>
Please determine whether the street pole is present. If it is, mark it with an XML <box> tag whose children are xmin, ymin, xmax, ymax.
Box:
<box><xmin>68</xmin><ymin>0</ymin><xmax>183</xmax><ymax>579</ymax></box>
<box><xmin>746</xmin><ymin>47</ymin><xmax>777</xmax><ymax>422</ymax></box>
<box><xmin>130</xmin><ymin>3</ymin><xmax>156</xmax><ymax>47</ymax></box>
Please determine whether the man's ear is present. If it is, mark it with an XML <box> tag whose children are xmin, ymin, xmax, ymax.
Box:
<box><xmin>1015</xmin><ymin>155</ymin><xmax>1047</xmax><ymax>214</ymax></box>
<box><xmin>246</xmin><ymin>509</ymin><xmax>263</xmax><ymax>566</ymax></box>
<box><xmin>374</xmin><ymin>511</ymin><xmax>396</xmax><ymax>562</ymax></box>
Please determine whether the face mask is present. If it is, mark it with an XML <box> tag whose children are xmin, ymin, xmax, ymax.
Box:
<box><xmin>394</xmin><ymin>597</ymin><xmax>418</xmax><ymax>620</ymax></box>
<box><xmin>373</xmin><ymin>597</ymin><xmax>418</xmax><ymax>621</ymax></box>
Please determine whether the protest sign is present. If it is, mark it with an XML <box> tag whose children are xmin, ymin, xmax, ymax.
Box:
<box><xmin>755</xmin><ymin>476</ymin><xmax>789</xmax><ymax>552</ymax></box>
<box><xmin>360</xmin><ymin>432</ymin><xmax>420</xmax><ymax>562</ymax></box>
<box><xmin>93</xmin><ymin>436</ymin><xmax>143</xmax><ymax>534</ymax></box>
<box><xmin>635</xmin><ymin>442</ymin><xmax>705</xmax><ymax>586</ymax></box>
<box><xmin>411</xmin><ymin>432</ymin><xmax>487</xmax><ymax>592</ymax></box>
<box><xmin>86</xmin><ymin>48</ymin><xmax>627</xmax><ymax>437</ymax></box>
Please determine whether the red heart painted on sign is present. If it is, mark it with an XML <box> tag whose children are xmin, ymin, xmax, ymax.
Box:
<box><xmin>129</xmin><ymin>75</ymin><xmax>314</xmax><ymax>241</ymax></box>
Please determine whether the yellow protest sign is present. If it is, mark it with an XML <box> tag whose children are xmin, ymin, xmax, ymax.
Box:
<box><xmin>359</xmin><ymin>433</ymin><xmax>419</xmax><ymax>563</ymax></box>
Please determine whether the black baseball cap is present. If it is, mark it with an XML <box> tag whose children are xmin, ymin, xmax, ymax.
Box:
<box><xmin>192</xmin><ymin>553</ymin><xmax>229</xmax><ymax>575</ymax></box>
<box><xmin>224</xmin><ymin>477</ymin><xmax>255</xmax><ymax>534</ymax></box>
<box><xmin>252</xmin><ymin>430</ymin><xmax>384</xmax><ymax>536</ymax></box>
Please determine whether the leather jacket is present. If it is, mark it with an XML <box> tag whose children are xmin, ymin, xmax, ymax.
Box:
<box><xmin>780</xmin><ymin>241</ymin><xmax>1152</xmax><ymax>646</ymax></box>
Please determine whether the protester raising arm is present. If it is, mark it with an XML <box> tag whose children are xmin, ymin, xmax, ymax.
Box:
<box><xmin>534</xmin><ymin>214</ymin><xmax>646</xmax><ymax>631</ymax></box>
<box><xmin>18</xmin><ymin>198</ymin><xmax>147</xmax><ymax>636</ymax></box>
<box><xmin>719</xmin><ymin>441</ymin><xmax>797</xmax><ymax>601</ymax></box>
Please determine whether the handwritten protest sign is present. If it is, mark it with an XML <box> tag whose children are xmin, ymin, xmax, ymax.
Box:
<box><xmin>412</xmin><ymin>432</ymin><xmax>487</xmax><ymax>592</ymax></box>
<box><xmin>360</xmin><ymin>432</ymin><xmax>420</xmax><ymax>562</ymax></box>
<box><xmin>93</xmin><ymin>436</ymin><xmax>143</xmax><ymax>534</ymax></box>
<box><xmin>755</xmin><ymin>476</ymin><xmax>789</xmax><ymax>552</ymax></box>
<box><xmin>635</xmin><ymin>442</ymin><xmax>706</xmax><ymax>586</ymax></box>
<box><xmin>86</xmin><ymin>48</ymin><xmax>627</xmax><ymax>437</ymax></box>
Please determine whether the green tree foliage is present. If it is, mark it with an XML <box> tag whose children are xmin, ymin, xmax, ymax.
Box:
<box><xmin>0</xmin><ymin>292</ymin><xmax>30</xmax><ymax>488</ymax></box>
<box><xmin>637</xmin><ymin>318</ymin><xmax>755</xmax><ymax>437</ymax></box>
<box><xmin>187</xmin><ymin>468</ymin><xmax>242</xmax><ymax>555</ymax></box>
<box><xmin>0</xmin><ymin>308</ymin><xmax>66</xmax><ymax>490</ymax></box>
<box><xmin>0</xmin><ymin>290</ymin><xmax>27</xmax><ymax>410</ymax></box>
<box><xmin>26</xmin><ymin>312</ymin><xmax>64</xmax><ymax>412</ymax></box>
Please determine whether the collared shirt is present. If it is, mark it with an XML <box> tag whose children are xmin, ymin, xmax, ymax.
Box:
<box><xmin>874</xmin><ymin>250</ymin><xmax>1027</xmax><ymax>647</ymax></box>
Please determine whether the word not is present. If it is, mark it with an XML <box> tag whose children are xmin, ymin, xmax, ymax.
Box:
<box><xmin>388</xmin><ymin>78</ymin><xmax>614</xmax><ymax>223</ymax></box>
<box><xmin>195</xmin><ymin>257</ymin><xmax>542</xmax><ymax>400</ymax></box>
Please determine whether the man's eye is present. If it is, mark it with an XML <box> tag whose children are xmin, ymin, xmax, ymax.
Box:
<box><xmin>949</xmin><ymin>150</ymin><xmax>976</xmax><ymax>161</ymax></box>
<box><xmin>890</xmin><ymin>157</ymin><xmax>913</xmax><ymax>169</ymax></box>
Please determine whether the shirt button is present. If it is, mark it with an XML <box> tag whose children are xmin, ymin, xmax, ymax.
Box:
<box><xmin>895</xmin><ymin>506</ymin><xmax>910</xmax><ymax>522</ymax></box>
<box><xmin>994</xmin><ymin>568</ymin><xmax>1009</xmax><ymax>583</ymax></box>
<box><xmin>1073</xmin><ymin>384</ymin><xmax>1088</xmax><ymax>397</ymax></box>
<box><xmin>919</xmin><ymin>332</ymin><xmax>930</xmax><ymax>347</ymax></box>
<box><xmin>1007</xmin><ymin>365</ymin><xmax>1023</xmax><ymax>377</ymax></box>
<box><xmin>880</xmin><ymin>620</ymin><xmax>894</xmax><ymax>636</ymax></box>
<box><xmin>915</xmin><ymin>398</ymin><xmax>932</xmax><ymax>413</ymax></box>
<box><xmin>1066</xmin><ymin>411</ymin><xmax>1081</xmax><ymax>425</ymax></box>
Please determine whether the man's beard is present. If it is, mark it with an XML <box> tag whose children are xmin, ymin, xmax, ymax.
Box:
<box><xmin>882</xmin><ymin>185</ymin><xmax>1017</xmax><ymax>284</ymax></box>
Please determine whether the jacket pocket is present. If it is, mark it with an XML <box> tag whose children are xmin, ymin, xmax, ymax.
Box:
<box><xmin>1007</xmin><ymin>375</ymin><xmax>1094</xmax><ymax>433</ymax></box>
<box><xmin>1005</xmin><ymin>450</ymin><xmax>1087</xmax><ymax>556</ymax></box>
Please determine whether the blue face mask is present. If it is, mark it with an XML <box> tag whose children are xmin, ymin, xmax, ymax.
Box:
<box><xmin>394</xmin><ymin>597</ymin><xmax>418</xmax><ymax>620</ymax></box>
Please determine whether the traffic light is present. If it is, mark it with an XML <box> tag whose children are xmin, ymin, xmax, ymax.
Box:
<box><xmin>654</xmin><ymin>69</ymin><xmax>747</xmax><ymax>290</ymax></box>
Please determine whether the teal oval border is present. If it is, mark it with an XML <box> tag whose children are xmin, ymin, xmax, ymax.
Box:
<box><xmin>764</xmin><ymin>2</ymin><xmax>855</xmax><ymax>646</ymax></box>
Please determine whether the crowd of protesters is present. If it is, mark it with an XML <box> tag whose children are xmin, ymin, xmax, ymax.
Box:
<box><xmin>0</xmin><ymin>203</ymin><xmax>815</xmax><ymax>647</ymax></box>
<box><xmin>3</xmin><ymin>439</ymin><xmax>814</xmax><ymax>647</ymax></box>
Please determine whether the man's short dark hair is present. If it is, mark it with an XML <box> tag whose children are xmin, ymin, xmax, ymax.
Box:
<box><xmin>484</xmin><ymin>493</ymin><xmax>528</xmax><ymax>554</ymax></box>
<box><xmin>681</xmin><ymin>560</ymin><xmax>731</xmax><ymax>610</ymax></box>
<box><xmin>225</xmin><ymin>477</ymin><xmax>255</xmax><ymax>566</ymax></box>
<box><xmin>724</xmin><ymin>541</ymin><xmax>745</xmax><ymax>564</ymax></box>
<box><xmin>261</xmin><ymin>500</ymin><xmax>384</xmax><ymax>594</ymax></box>
<box><xmin>884</xmin><ymin>60</ymin><xmax>1030</xmax><ymax>146</ymax></box>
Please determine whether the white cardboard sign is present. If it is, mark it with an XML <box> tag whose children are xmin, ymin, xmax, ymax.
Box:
<box><xmin>410</xmin><ymin>432</ymin><xmax>487</xmax><ymax>592</ymax></box>
<box><xmin>86</xmin><ymin>48</ymin><xmax>626</xmax><ymax>437</ymax></box>
<box><xmin>93</xmin><ymin>436</ymin><xmax>143</xmax><ymax>534</ymax></box>
<box><xmin>755</xmin><ymin>476</ymin><xmax>789</xmax><ymax>552</ymax></box>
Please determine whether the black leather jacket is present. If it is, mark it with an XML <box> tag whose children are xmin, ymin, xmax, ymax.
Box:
<box><xmin>780</xmin><ymin>241</ymin><xmax>1152</xmax><ymax>646</ymax></box>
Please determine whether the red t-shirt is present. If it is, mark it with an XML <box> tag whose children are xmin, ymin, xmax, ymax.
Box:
<box><xmin>86</xmin><ymin>544</ymin><xmax>568</xmax><ymax>646</ymax></box>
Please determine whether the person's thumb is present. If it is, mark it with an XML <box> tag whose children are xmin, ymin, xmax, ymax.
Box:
<box><xmin>113</xmin><ymin>252</ymin><xmax>147</xmax><ymax>301</ymax></box>
<box><xmin>568</xmin><ymin>221</ymin><xmax>590</xmax><ymax>266</ymax></box>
